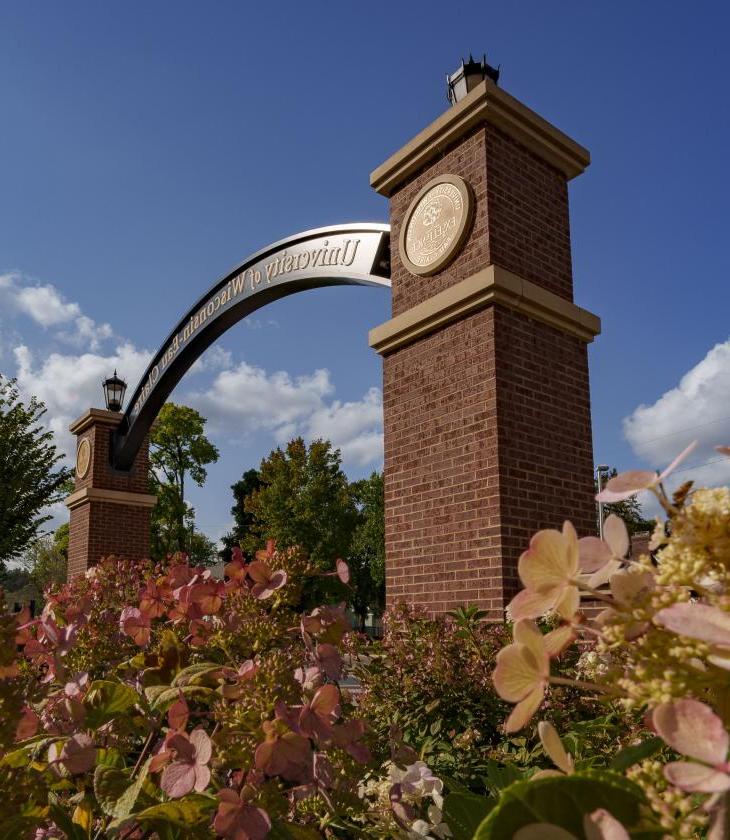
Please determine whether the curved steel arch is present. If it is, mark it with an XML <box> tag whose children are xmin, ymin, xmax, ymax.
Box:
<box><xmin>112</xmin><ymin>223</ymin><xmax>390</xmax><ymax>470</ymax></box>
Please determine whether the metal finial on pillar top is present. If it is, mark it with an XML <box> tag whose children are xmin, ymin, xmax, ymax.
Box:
<box><xmin>447</xmin><ymin>54</ymin><xmax>500</xmax><ymax>105</ymax></box>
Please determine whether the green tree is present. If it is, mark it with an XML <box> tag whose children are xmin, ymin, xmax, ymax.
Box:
<box><xmin>21</xmin><ymin>523</ymin><xmax>68</xmax><ymax>592</ymax></box>
<box><xmin>243</xmin><ymin>438</ymin><xmax>358</xmax><ymax>571</ymax></box>
<box><xmin>349</xmin><ymin>472</ymin><xmax>386</xmax><ymax>630</ymax></box>
<box><xmin>219</xmin><ymin>468</ymin><xmax>263</xmax><ymax>563</ymax></box>
<box><xmin>0</xmin><ymin>376</ymin><xmax>72</xmax><ymax>566</ymax></box>
<box><xmin>597</xmin><ymin>467</ymin><xmax>655</xmax><ymax>535</ymax></box>
<box><xmin>149</xmin><ymin>403</ymin><xmax>219</xmax><ymax>560</ymax></box>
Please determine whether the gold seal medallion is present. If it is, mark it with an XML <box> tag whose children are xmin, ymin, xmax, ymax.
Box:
<box><xmin>76</xmin><ymin>438</ymin><xmax>91</xmax><ymax>479</ymax></box>
<box><xmin>399</xmin><ymin>174</ymin><xmax>474</xmax><ymax>276</ymax></box>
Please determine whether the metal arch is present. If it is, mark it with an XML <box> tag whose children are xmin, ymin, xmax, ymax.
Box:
<box><xmin>112</xmin><ymin>223</ymin><xmax>391</xmax><ymax>471</ymax></box>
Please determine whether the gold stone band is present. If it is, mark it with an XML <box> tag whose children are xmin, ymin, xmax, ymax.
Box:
<box><xmin>368</xmin><ymin>265</ymin><xmax>601</xmax><ymax>355</ymax></box>
<box><xmin>371</xmin><ymin>79</ymin><xmax>590</xmax><ymax>197</ymax></box>
<box><xmin>65</xmin><ymin>487</ymin><xmax>157</xmax><ymax>511</ymax></box>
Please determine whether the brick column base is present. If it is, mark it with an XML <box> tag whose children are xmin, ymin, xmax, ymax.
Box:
<box><xmin>65</xmin><ymin>409</ymin><xmax>155</xmax><ymax>578</ymax></box>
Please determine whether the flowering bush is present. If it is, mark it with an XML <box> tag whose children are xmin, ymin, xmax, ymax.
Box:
<box><xmin>4</xmin><ymin>441</ymin><xmax>730</xmax><ymax>838</ymax></box>
<box><xmin>0</xmin><ymin>543</ymin><xmax>386</xmax><ymax>838</ymax></box>
<box><xmin>351</xmin><ymin>603</ymin><xmax>510</xmax><ymax>787</ymax></box>
<box><xmin>485</xmin><ymin>442</ymin><xmax>730</xmax><ymax>838</ymax></box>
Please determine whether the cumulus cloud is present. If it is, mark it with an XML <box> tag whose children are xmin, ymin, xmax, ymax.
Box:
<box><xmin>623</xmin><ymin>339</ymin><xmax>730</xmax><ymax>488</ymax></box>
<box><xmin>13</xmin><ymin>342</ymin><xmax>152</xmax><ymax>460</ymax></box>
<box><xmin>302</xmin><ymin>387</ymin><xmax>384</xmax><ymax>466</ymax></box>
<box><xmin>189</xmin><ymin>364</ymin><xmax>383</xmax><ymax>469</ymax></box>
<box><xmin>188</xmin><ymin>345</ymin><xmax>234</xmax><ymax>374</ymax></box>
<box><xmin>0</xmin><ymin>271</ymin><xmax>113</xmax><ymax>351</ymax></box>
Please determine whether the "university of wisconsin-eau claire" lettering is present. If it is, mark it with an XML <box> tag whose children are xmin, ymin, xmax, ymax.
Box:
<box><xmin>129</xmin><ymin>238</ymin><xmax>361</xmax><ymax>420</ymax></box>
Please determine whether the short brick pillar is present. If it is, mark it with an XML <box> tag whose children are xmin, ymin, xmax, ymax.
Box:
<box><xmin>370</xmin><ymin>78</ymin><xmax>601</xmax><ymax>617</ymax></box>
<box><xmin>65</xmin><ymin>409</ymin><xmax>155</xmax><ymax>578</ymax></box>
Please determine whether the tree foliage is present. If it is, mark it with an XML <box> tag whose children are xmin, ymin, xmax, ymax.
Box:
<box><xmin>596</xmin><ymin>467</ymin><xmax>654</xmax><ymax>535</ymax></box>
<box><xmin>21</xmin><ymin>522</ymin><xmax>69</xmax><ymax>593</ymax></box>
<box><xmin>348</xmin><ymin>472</ymin><xmax>386</xmax><ymax>628</ymax></box>
<box><xmin>0</xmin><ymin>376</ymin><xmax>71</xmax><ymax>565</ymax></box>
<box><xmin>242</xmin><ymin>438</ymin><xmax>358</xmax><ymax>572</ymax></box>
<box><xmin>219</xmin><ymin>468</ymin><xmax>263</xmax><ymax>563</ymax></box>
<box><xmin>149</xmin><ymin>403</ymin><xmax>219</xmax><ymax>560</ymax></box>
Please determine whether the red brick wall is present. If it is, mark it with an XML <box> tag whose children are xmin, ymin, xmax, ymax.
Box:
<box><xmin>67</xmin><ymin>418</ymin><xmax>152</xmax><ymax>578</ymax></box>
<box><xmin>74</xmin><ymin>421</ymin><xmax>150</xmax><ymax>495</ymax></box>
<box><xmin>383</xmin><ymin>307</ymin><xmax>503</xmax><ymax>614</ymax></box>
<box><xmin>382</xmin><ymin>117</ymin><xmax>594</xmax><ymax>617</ymax></box>
<box><xmin>493</xmin><ymin>307</ymin><xmax>595</xmax><ymax>601</ymax></box>
<box><xmin>485</xmin><ymin>125</ymin><xmax>574</xmax><ymax>301</ymax></box>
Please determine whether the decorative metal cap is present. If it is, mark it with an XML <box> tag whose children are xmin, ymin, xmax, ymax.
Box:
<box><xmin>447</xmin><ymin>54</ymin><xmax>500</xmax><ymax>105</ymax></box>
<box><xmin>102</xmin><ymin>370</ymin><xmax>127</xmax><ymax>413</ymax></box>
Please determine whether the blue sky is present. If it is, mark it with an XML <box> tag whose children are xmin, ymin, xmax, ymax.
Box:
<box><xmin>2</xmin><ymin>1</ymin><xmax>729</xmax><ymax>541</ymax></box>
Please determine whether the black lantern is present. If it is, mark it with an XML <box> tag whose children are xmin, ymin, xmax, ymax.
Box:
<box><xmin>102</xmin><ymin>370</ymin><xmax>127</xmax><ymax>412</ymax></box>
<box><xmin>447</xmin><ymin>54</ymin><xmax>500</xmax><ymax>106</ymax></box>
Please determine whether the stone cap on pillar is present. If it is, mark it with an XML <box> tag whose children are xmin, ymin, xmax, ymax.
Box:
<box><xmin>370</xmin><ymin>78</ymin><xmax>590</xmax><ymax>197</ymax></box>
<box><xmin>69</xmin><ymin>407</ymin><xmax>123</xmax><ymax>435</ymax></box>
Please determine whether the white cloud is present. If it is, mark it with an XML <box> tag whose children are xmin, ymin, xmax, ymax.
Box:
<box><xmin>303</xmin><ymin>387</ymin><xmax>384</xmax><ymax>467</ymax></box>
<box><xmin>623</xmin><ymin>339</ymin><xmax>730</xmax><ymax>488</ymax></box>
<box><xmin>13</xmin><ymin>342</ymin><xmax>152</xmax><ymax>460</ymax></box>
<box><xmin>14</xmin><ymin>282</ymin><xmax>81</xmax><ymax>326</ymax></box>
<box><xmin>188</xmin><ymin>345</ymin><xmax>234</xmax><ymax>374</ymax></box>
<box><xmin>189</xmin><ymin>364</ymin><xmax>383</xmax><ymax>470</ymax></box>
<box><xmin>0</xmin><ymin>271</ymin><xmax>113</xmax><ymax>351</ymax></box>
<box><xmin>190</xmin><ymin>362</ymin><xmax>334</xmax><ymax>434</ymax></box>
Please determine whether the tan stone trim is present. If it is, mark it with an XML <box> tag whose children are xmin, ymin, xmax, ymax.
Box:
<box><xmin>370</xmin><ymin>79</ymin><xmax>590</xmax><ymax>196</ymax></box>
<box><xmin>65</xmin><ymin>487</ymin><xmax>157</xmax><ymax>511</ymax></box>
<box><xmin>368</xmin><ymin>265</ymin><xmax>601</xmax><ymax>355</ymax></box>
<box><xmin>69</xmin><ymin>408</ymin><xmax>123</xmax><ymax>435</ymax></box>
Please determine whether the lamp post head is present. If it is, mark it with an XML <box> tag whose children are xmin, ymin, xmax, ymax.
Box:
<box><xmin>447</xmin><ymin>54</ymin><xmax>500</xmax><ymax>105</ymax></box>
<box><xmin>595</xmin><ymin>464</ymin><xmax>610</xmax><ymax>474</ymax></box>
<box><xmin>102</xmin><ymin>370</ymin><xmax>127</xmax><ymax>413</ymax></box>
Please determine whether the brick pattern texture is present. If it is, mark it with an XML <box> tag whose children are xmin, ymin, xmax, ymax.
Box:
<box><xmin>67</xmin><ymin>418</ymin><xmax>152</xmax><ymax>579</ymax></box>
<box><xmin>382</xmin><ymin>119</ymin><xmax>595</xmax><ymax>617</ymax></box>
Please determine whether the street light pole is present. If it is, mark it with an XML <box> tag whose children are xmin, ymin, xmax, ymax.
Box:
<box><xmin>595</xmin><ymin>464</ymin><xmax>609</xmax><ymax>540</ymax></box>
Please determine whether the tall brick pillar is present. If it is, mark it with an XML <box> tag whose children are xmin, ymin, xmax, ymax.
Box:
<box><xmin>369</xmin><ymin>76</ymin><xmax>601</xmax><ymax>617</ymax></box>
<box><xmin>65</xmin><ymin>409</ymin><xmax>155</xmax><ymax>578</ymax></box>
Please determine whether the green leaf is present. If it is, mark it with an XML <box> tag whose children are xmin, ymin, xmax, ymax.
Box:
<box><xmin>84</xmin><ymin>680</ymin><xmax>139</xmax><ymax>727</ymax></box>
<box><xmin>94</xmin><ymin>758</ymin><xmax>151</xmax><ymax>818</ymax></box>
<box><xmin>96</xmin><ymin>747</ymin><xmax>127</xmax><ymax>768</ymax></box>
<box><xmin>268</xmin><ymin>821</ymin><xmax>324</xmax><ymax>839</ymax></box>
<box><xmin>610</xmin><ymin>737</ymin><xmax>664</xmax><ymax>772</ymax></box>
<box><xmin>172</xmin><ymin>662</ymin><xmax>223</xmax><ymax>686</ymax></box>
<box><xmin>473</xmin><ymin>771</ymin><xmax>650</xmax><ymax>839</ymax></box>
<box><xmin>149</xmin><ymin>684</ymin><xmax>215</xmax><ymax>713</ymax></box>
<box><xmin>442</xmin><ymin>792</ymin><xmax>496</xmax><ymax>840</ymax></box>
<box><xmin>47</xmin><ymin>803</ymin><xmax>88</xmax><ymax>840</ymax></box>
<box><xmin>483</xmin><ymin>760</ymin><xmax>527</xmax><ymax>795</ymax></box>
<box><xmin>107</xmin><ymin>794</ymin><xmax>216</xmax><ymax>834</ymax></box>
<box><xmin>1</xmin><ymin>736</ymin><xmax>56</xmax><ymax>768</ymax></box>
<box><xmin>0</xmin><ymin>806</ymin><xmax>48</xmax><ymax>840</ymax></box>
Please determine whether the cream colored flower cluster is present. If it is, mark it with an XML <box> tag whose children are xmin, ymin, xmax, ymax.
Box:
<box><xmin>491</xmin><ymin>443</ymin><xmax>730</xmax><ymax>836</ymax></box>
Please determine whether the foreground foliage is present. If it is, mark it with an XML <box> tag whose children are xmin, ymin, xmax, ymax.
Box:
<box><xmin>2</xmin><ymin>441</ymin><xmax>730</xmax><ymax>838</ymax></box>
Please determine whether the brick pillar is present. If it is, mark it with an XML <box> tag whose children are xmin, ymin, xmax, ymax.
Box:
<box><xmin>369</xmin><ymin>78</ymin><xmax>601</xmax><ymax>617</ymax></box>
<box><xmin>65</xmin><ymin>409</ymin><xmax>155</xmax><ymax>578</ymax></box>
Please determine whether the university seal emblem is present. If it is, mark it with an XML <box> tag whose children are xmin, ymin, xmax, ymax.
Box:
<box><xmin>399</xmin><ymin>174</ymin><xmax>474</xmax><ymax>276</ymax></box>
<box><xmin>76</xmin><ymin>438</ymin><xmax>91</xmax><ymax>479</ymax></box>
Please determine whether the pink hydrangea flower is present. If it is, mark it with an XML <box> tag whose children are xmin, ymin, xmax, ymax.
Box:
<box><xmin>653</xmin><ymin>699</ymin><xmax>730</xmax><ymax>792</ymax></box>
<box><xmin>508</xmin><ymin>522</ymin><xmax>580</xmax><ymax>621</ymax></box>
<box><xmin>492</xmin><ymin>620</ymin><xmax>574</xmax><ymax>732</ymax></box>
<box><xmin>596</xmin><ymin>442</ymin><xmax>697</xmax><ymax>503</ymax></box>
<box><xmin>155</xmin><ymin>729</ymin><xmax>212</xmax><ymax>798</ymax></box>
<box><xmin>119</xmin><ymin>607</ymin><xmax>151</xmax><ymax>647</ymax></box>
<box><xmin>654</xmin><ymin>602</ymin><xmax>730</xmax><ymax>668</ymax></box>
<box><xmin>213</xmin><ymin>788</ymin><xmax>271</xmax><ymax>840</ymax></box>
<box><xmin>248</xmin><ymin>560</ymin><xmax>287</xmax><ymax>600</ymax></box>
